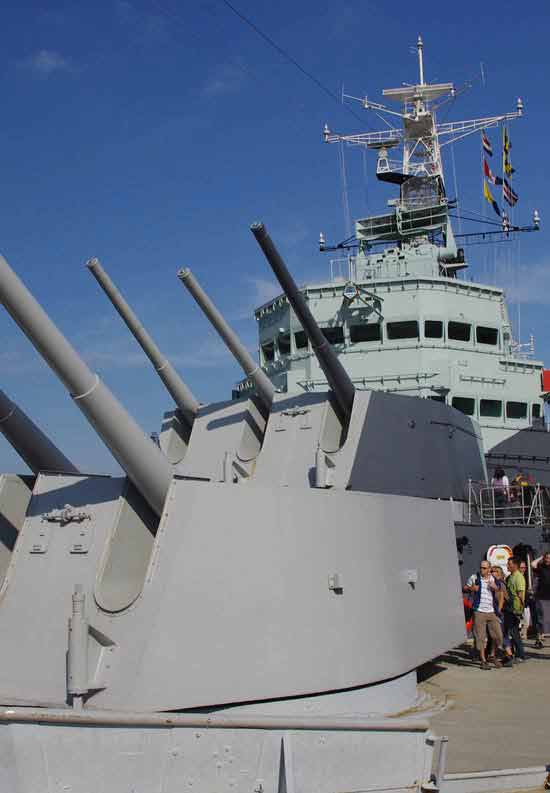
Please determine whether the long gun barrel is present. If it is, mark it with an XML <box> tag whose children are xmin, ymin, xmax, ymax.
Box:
<box><xmin>177</xmin><ymin>268</ymin><xmax>275</xmax><ymax>412</ymax></box>
<box><xmin>251</xmin><ymin>222</ymin><xmax>355</xmax><ymax>422</ymax></box>
<box><xmin>86</xmin><ymin>258</ymin><xmax>199</xmax><ymax>425</ymax></box>
<box><xmin>0</xmin><ymin>388</ymin><xmax>79</xmax><ymax>475</ymax></box>
<box><xmin>0</xmin><ymin>255</ymin><xmax>172</xmax><ymax>517</ymax></box>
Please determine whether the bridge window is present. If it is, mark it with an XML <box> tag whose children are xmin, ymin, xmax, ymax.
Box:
<box><xmin>448</xmin><ymin>321</ymin><xmax>471</xmax><ymax>342</ymax></box>
<box><xmin>350</xmin><ymin>323</ymin><xmax>381</xmax><ymax>343</ymax></box>
<box><xmin>277</xmin><ymin>332</ymin><xmax>291</xmax><ymax>356</ymax></box>
<box><xmin>452</xmin><ymin>396</ymin><xmax>475</xmax><ymax>416</ymax></box>
<box><xmin>261</xmin><ymin>341</ymin><xmax>275</xmax><ymax>362</ymax></box>
<box><xmin>425</xmin><ymin>320</ymin><xmax>443</xmax><ymax>339</ymax></box>
<box><xmin>386</xmin><ymin>320</ymin><xmax>419</xmax><ymax>340</ymax></box>
<box><xmin>476</xmin><ymin>326</ymin><xmax>498</xmax><ymax>345</ymax></box>
<box><xmin>506</xmin><ymin>401</ymin><xmax>528</xmax><ymax>420</ymax></box>
<box><xmin>322</xmin><ymin>326</ymin><xmax>345</xmax><ymax>345</ymax></box>
<box><xmin>294</xmin><ymin>331</ymin><xmax>308</xmax><ymax>350</ymax></box>
<box><xmin>532</xmin><ymin>403</ymin><xmax>541</xmax><ymax>419</ymax></box>
<box><xmin>480</xmin><ymin>399</ymin><xmax>502</xmax><ymax>418</ymax></box>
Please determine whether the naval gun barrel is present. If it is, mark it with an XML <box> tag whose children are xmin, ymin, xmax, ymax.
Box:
<box><xmin>86</xmin><ymin>258</ymin><xmax>199</xmax><ymax>425</ymax></box>
<box><xmin>0</xmin><ymin>388</ymin><xmax>79</xmax><ymax>475</ymax></box>
<box><xmin>177</xmin><ymin>268</ymin><xmax>275</xmax><ymax>412</ymax></box>
<box><xmin>0</xmin><ymin>255</ymin><xmax>172</xmax><ymax>517</ymax></box>
<box><xmin>251</xmin><ymin>222</ymin><xmax>355</xmax><ymax>422</ymax></box>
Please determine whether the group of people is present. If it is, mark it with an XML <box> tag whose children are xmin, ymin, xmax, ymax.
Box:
<box><xmin>464</xmin><ymin>551</ymin><xmax>550</xmax><ymax>669</ymax></box>
<box><xmin>490</xmin><ymin>467</ymin><xmax>536</xmax><ymax>523</ymax></box>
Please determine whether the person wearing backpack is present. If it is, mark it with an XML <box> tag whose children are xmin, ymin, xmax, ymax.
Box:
<box><xmin>465</xmin><ymin>560</ymin><xmax>505</xmax><ymax>669</ymax></box>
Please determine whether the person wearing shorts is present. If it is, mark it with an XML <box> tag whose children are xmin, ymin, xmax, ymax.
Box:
<box><xmin>465</xmin><ymin>561</ymin><xmax>505</xmax><ymax>669</ymax></box>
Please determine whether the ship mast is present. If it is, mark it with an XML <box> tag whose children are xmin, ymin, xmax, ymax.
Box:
<box><xmin>321</xmin><ymin>36</ymin><xmax>534</xmax><ymax>256</ymax></box>
<box><xmin>417</xmin><ymin>34</ymin><xmax>424</xmax><ymax>86</ymax></box>
<box><xmin>323</xmin><ymin>38</ymin><xmax>523</xmax><ymax>177</ymax></box>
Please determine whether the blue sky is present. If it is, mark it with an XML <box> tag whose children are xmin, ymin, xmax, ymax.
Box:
<box><xmin>0</xmin><ymin>0</ymin><xmax>548</xmax><ymax>473</ymax></box>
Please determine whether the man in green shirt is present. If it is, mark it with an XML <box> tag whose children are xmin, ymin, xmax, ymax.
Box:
<box><xmin>504</xmin><ymin>556</ymin><xmax>526</xmax><ymax>662</ymax></box>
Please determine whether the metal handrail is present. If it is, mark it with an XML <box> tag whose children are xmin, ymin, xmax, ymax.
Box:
<box><xmin>467</xmin><ymin>480</ymin><xmax>549</xmax><ymax>526</ymax></box>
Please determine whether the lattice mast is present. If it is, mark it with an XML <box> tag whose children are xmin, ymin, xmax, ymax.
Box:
<box><xmin>323</xmin><ymin>36</ymin><xmax>525</xmax><ymax>248</ymax></box>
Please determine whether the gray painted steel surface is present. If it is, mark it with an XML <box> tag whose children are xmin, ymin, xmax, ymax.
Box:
<box><xmin>0</xmin><ymin>474</ymin><xmax>32</xmax><ymax>587</ymax></box>
<box><xmin>0</xmin><ymin>715</ymin><xmax>437</xmax><ymax>793</ymax></box>
<box><xmin>251</xmin><ymin>222</ymin><xmax>355</xmax><ymax>421</ymax></box>
<box><xmin>348</xmin><ymin>390</ymin><xmax>486</xmax><ymax>500</ymax></box>
<box><xmin>455</xmin><ymin>519</ymin><xmax>549</xmax><ymax>585</ymax></box>
<box><xmin>0</xmin><ymin>391</ymin><xmax>476</xmax><ymax>712</ymax></box>
<box><xmin>175</xmin><ymin>397</ymin><xmax>266</xmax><ymax>482</ymax></box>
<box><xmin>178</xmin><ymin>267</ymin><xmax>275</xmax><ymax>411</ymax></box>
<box><xmin>0</xmin><ymin>388</ymin><xmax>78</xmax><ymax>475</ymax></box>
<box><xmin>486</xmin><ymin>424</ymin><xmax>550</xmax><ymax>484</ymax></box>
<box><xmin>87</xmin><ymin>257</ymin><xmax>199</xmax><ymax>426</ymax></box>
<box><xmin>0</xmin><ymin>353</ymin><xmax>489</xmax><ymax>789</ymax></box>
<box><xmin>0</xmin><ymin>254</ymin><xmax>172</xmax><ymax>517</ymax></box>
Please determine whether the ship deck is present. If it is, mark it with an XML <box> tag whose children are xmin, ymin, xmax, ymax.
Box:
<box><xmin>419</xmin><ymin>637</ymin><xmax>550</xmax><ymax>774</ymax></box>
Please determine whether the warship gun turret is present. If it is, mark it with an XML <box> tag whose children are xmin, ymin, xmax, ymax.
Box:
<box><xmin>0</xmin><ymin>214</ymin><xmax>487</xmax><ymax>791</ymax></box>
<box><xmin>0</xmin><ymin>35</ymin><xmax>540</xmax><ymax>793</ymax></box>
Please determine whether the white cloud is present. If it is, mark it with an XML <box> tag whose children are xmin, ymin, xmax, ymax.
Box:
<box><xmin>202</xmin><ymin>61</ymin><xmax>247</xmax><ymax>97</ymax></box>
<box><xmin>499</xmin><ymin>261</ymin><xmax>550</xmax><ymax>305</ymax></box>
<box><xmin>73</xmin><ymin>313</ymin><xmax>235</xmax><ymax>373</ymax></box>
<box><xmin>18</xmin><ymin>49</ymin><xmax>72</xmax><ymax>77</ymax></box>
<box><xmin>249</xmin><ymin>277</ymin><xmax>280</xmax><ymax>307</ymax></box>
<box><xmin>170</xmin><ymin>337</ymin><xmax>234</xmax><ymax>370</ymax></box>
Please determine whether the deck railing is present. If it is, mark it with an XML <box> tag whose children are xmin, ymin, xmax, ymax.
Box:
<box><xmin>467</xmin><ymin>480</ymin><xmax>550</xmax><ymax>526</ymax></box>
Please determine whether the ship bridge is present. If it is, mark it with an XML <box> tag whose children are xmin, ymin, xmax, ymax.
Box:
<box><xmin>236</xmin><ymin>36</ymin><xmax>542</xmax><ymax>454</ymax></box>
<box><xmin>235</xmin><ymin>250</ymin><xmax>544</xmax><ymax>453</ymax></box>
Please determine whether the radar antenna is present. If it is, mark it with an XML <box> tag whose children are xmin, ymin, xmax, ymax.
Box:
<box><xmin>320</xmin><ymin>36</ymin><xmax>536</xmax><ymax>254</ymax></box>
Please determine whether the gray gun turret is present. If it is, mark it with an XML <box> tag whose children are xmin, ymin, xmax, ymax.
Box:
<box><xmin>0</xmin><ymin>255</ymin><xmax>172</xmax><ymax>516</ymax></box>
<box><xmin>0</xmin><ymin>388</ymin><xmax>79</xmax><ymax>475</ymax></box>
<box><xmin>177</xmin><ymin>268</ymin><xmax>275</xmax><ymax>412</ymax></box>
<box><xmin>86</xmin><ymin>258</ymin><xmax>199</xmax><ymax>427</ymax></box>
<box><xmin>251</xmin><ymin>222</ymin><xmax>355</xmax><ymax>421</ymax></box>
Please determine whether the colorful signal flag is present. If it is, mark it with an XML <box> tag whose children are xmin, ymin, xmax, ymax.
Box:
<box><xmin>483</xmin><ymin>180</ymin><xmax>501</xmax><ymax>216</ymax></box>
<box><xmin>483</xmin><ymin>159</ymin><xmax>503</xmax><ymax>186</ymax></box>
<box><xmin>482</xmin><ymin>129</ymin><xmax>493</xmax><ymax>156</ymax></box>
<box><xmin>503</xmin><ymin>178</ymin><xmax>518</xmax><ymax>207</ymax></box>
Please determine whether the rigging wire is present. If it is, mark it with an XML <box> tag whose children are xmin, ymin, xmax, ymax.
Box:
<box><xmin>449</xmin><ymin>212</ymin><xmax>503</xmax><ymax>229</ymax></box>
<box><xmin>361</xmin><ymin>147</ymin><xmax>370</xmax><ymax>215</ymax></box>
<box><xmin>338</xmin><ymin>142</ymin><xmax>353</xmax><ymax>239</ymax></box>
<box><xmin>150</xmin><ymin>0</ymin><xmax>262</xmax><ymax>88</ymax></box>
<box><xmin>450</xmin><ymin>142</ymin><xmax>462</xmax><ymax>234</ymax></box>
<box><xmin>217</xmin><ymin>0</ymin><xmax>367</xmax><ymax>126</ymax></box>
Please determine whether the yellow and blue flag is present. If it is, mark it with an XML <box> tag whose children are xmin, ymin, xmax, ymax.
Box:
<box><xmin>483</xmin><ymin>180</ymin><xmax>501</xmax><ymax>216</ymax></box>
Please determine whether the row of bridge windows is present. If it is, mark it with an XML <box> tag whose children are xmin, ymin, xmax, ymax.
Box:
<box><xmin>261</xmin><ymin>320</ymin><xmax>499</xmax><ymax>362</ymax></box>
<box><xmin>451</xmin><ymin>397</ymin><xmax>541</xmax><ymax>421</ymax></box>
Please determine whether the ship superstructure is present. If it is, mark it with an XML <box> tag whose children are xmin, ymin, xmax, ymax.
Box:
<box><xmin>238</xmin><ymin>37</ymin><xmax>542</xmax><ymax>452</ymax></box>
<box><xmin>0</xmin><ymin>34</ymin><xmax>548</xmax><ymax>793</ymax></box>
